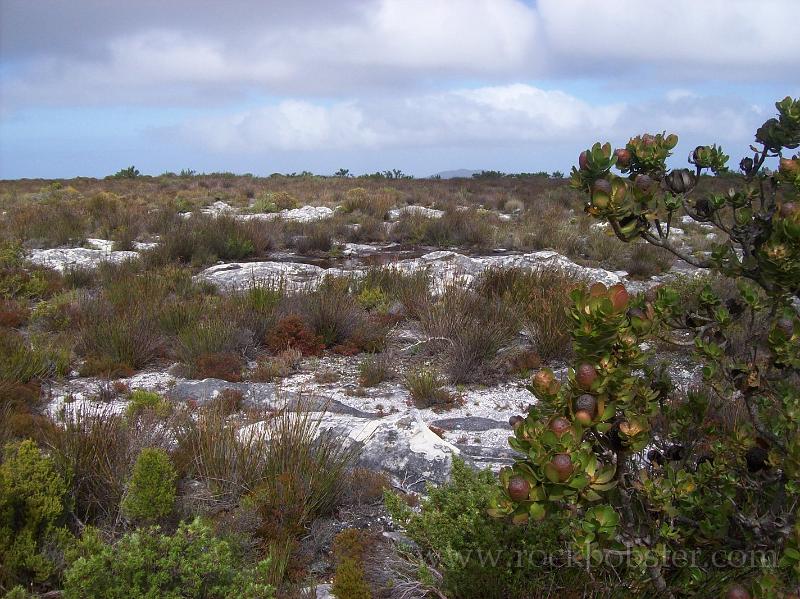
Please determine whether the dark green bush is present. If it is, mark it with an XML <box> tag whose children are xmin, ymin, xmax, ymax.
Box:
<box><xmin>121</xmin><ymin>448</ymin><xmax>176</xmax><ymax>523</ymax></box>
<box><xmin>63</xmin><ymin>518</ymin><xmax>275</xmax><ymax>598</ymax></box>
<box><xmin>0</xmin><ymin>440</ymin><xmax>70</xmax><ymax>590</ymax></box>
<box><xmin>385</xmin><ymin>457</ymin><xmax>611</xmax><ymax>599</ymax></box>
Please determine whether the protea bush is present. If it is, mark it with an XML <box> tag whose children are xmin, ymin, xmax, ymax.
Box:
<box><xmin>492</xmin><ymin>97</ymin><xmax>800</xmax><ymax>597</ymax></box>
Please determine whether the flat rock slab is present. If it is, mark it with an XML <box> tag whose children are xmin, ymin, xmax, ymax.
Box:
<box><xmin>197</xmin><ymin>249</ymin><xmax>627</xmax><ymax>293</ymax></box>
<box><xmin>28</xmin><ymin>246</ymin><xmax>140</xmax><ymax>272</ymax></box>
<box><xmin>388</xmin><ymin>205</ymin><xmax>445</xmax><ymax>220</ymax></box>
<box><xmin>430</xmin><ymin>416</ymin><xmax>510</xmax><ymax>431</ymax></box>
<box><xmin>167</xmin><ymin>378</ymin><xmax>375</xmax><ymax>417</ymax></box>
<box><xmin>239</xmin><ymin>205</ymin><xmax>335</xmax><ymax>223</ymax></box>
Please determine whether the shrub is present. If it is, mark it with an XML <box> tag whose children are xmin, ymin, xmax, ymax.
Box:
<box><xmin>404</xmin><ymin>367</ymin><xmax>455</xmax><ymax>409</ymax></box>
<box><xmin>331</xmin><ymin>528</ymin><xmax>375</xmax><ymax>599</ymax></box>
<box><xmin>179</xmin><ymin>408</ymin><xmax>270</xmax><ymax>503</ymax></box>
<box><xmin>385</xmin><ymin>457</ymin><xmax>595</xmax><ymax>599</ymax></box>
<box><xmin>251</xmin><ymin>191</ymin><xmax>298</xmax><ymax>213</ymax></box>
<box><xmin>357</xmin><ymin>353</ymin><xmax>394</xmax><ymax>387</ymax></box>
<box><xmin>192</xmin><ymin>352</ymin><xmax>243</xmax><ymax>382</ymax></box>
<box><xmin>0</xmin><ymin>300</ymin><xmax>28</xmax><ymax>328</ymax></box>
<box><xmin>177</xmin><ymin>314</ymin><xmax>238</xmax><ymax>359</ymax></box>
<box><xmin>492</xmin><ymin>98</ymin><xmax>800</xmax><ymax>597</ymax></box>
<box><xmin>42</xmin><ymin>407</ymin><xmax>172</xmax><ymax>524</ymax></box>
<box><xmin>248</xmin><ymin>349</ymin><xmax>302</xmax><ymax>382</ymax></box>
<box><xmin>615</xmin><ymin>240</ymin><xmax>675</xmax><ymax>278</ymax></box>
<box><xmin>477</xmin><ymin>266</ymin><xmax>585</xmax><ymax>361</ymax></box>
<box><xmin>0</xmin><ymin>440</ymin><xmax>70</xmax><ymax>590</ymax></box>
<box><xmin>357</xmin><ymin>267</ymin><xmax>431</xmax><ymax>319</ymax></box>
<box><xmin>208</xmin><ymin>388</ymin><xmax>245</xmax><ymax>415</ymax></box>
<box><xmin>63</xmin><ymin>518</ymin><xmax>275</xmax><ymax>599</ymax></box>
<box><xmin>228</xmin><ymin>281</ymin><xmax>284</xmax><ymax>343</ymax></box>
<box><xmin>341</xmin><ymin>187</ymin><xmax>393</xmax><ymax>219</ymax></box>
<box><xmin>0</xmin><ymin>245</ymin><xmax>62</xmax><ymax>300</ymax></box>
<box><xmin>179</xmin><ymin>401</ymin><xmax>359</xmax><ymax>529</ymax></box>
<box><xmin>266</xmin><ymin>314</ymin><xmax>324</xmax><ymax>356</ymax></box>
<box><xmin>143</xmin><ymin>214</ymin><xmax>271</xmax><ymax>267</ymax></box>
<box><xmin>121</xmin><ymin>448</ymin><xmax>176</xmax><ymax>523</ymax></box>
<box><xmin>292</xmin><ymin>223</ymin><xmax>334</xmax><ymax>254</ymax></box>
<box><xmin>332</xmin><ymin>558</ymin><xmax>371</xmax><ymax>599</ymax></box>
<box><xmin>126</xmin><ymin>389</ymin><xmax>171</xmax><ymax>419</ymax></box>
<box><xmin>343</xmin><ymin>468</ymin><xmax>391</xmax><ymax>505</ymax></box>
<box><xmin>0</xmin><ymin>329</ymin><xmax>48</xmax><ymax>409</ymax></box>
<box><xmin>76</xmin><ymin>297</ymin><xmax>163</xmax><ymax>374</ymax></box>
<box><xmin>420</xmin><ymin>286</ymin><xmax>517</xmax><ymax>384</ymax></box>
<box><xmin>247</xmin><ymin>407</ymin><xmax>360</xmax><ymax>540</ymax></box>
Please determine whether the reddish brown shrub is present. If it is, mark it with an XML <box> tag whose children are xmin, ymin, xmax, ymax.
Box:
<box><xmin>78</xmin><ymin>357</ymin><xmax>135</xmax><ymax>379</ymax></box>
<box><xmin>0</xmin><ymin>300</ymin><xmax>29</xmax><ymax>328</ymax></box>
<box><xmin>208</xmin><ymin>388</ymin><xmax>244</xmax><ymax>415</ymax></box>
<box><xmin>266</xmin><ymin>314</ymin><xmax>324</xmax><ymax>357</ymax></box>
<box><xmin>505</xmin><ymin>348</ymin><xmax>542</xmax><ymax>374</ymax></box>
<box><xmin>331</xmin><ymin>341</ymin><xmax>360</xmax><ymax>356</ymax></box>
<box><xmin>193</xmin><ymin>352</ymin><xmax>243</xmax><ymax>382</ymax></box>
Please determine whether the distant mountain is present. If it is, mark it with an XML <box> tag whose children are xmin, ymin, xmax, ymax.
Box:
<box><xmin>430</xmin><ymin>169</ymin><xmax>479</xmax><ymax>179</ymax></box>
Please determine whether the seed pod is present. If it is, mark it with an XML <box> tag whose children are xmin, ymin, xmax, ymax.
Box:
<box><xmin>725</xmin><ymin>584</ymin><xmax>751</xmax><ymax>599</ymax></box>
<box><xmin>614</xmin><ymin>148</ymin><xmax>632</xmax><ymax>169</ymax></box>
<box><xmin>549</xmin><ymin>453</ymin><xmax>574</xmax><ymax>482</ymax></box>
<box><xmin>574</xmin><ymin>394</ymin><xmax>597</xmax><ymax>418</ymax></box>
<box><xmin>745</xmin><ymin>446</ymin><xmax>769</xmax><ymax>473</ymax></box>
<box><xmin>647</xmin><ymin>449</ymin><xmax>664</xmax><ymax>465</ymax></box>
<box><xmin>548</xmin><ymin>417</ymin><xmax>572</xmax><ymax>437</ymax></box>
<box><xmin>508</xmin><ymin>476</ymin><xmax>531</xmax><ymax>501</ymax></box>
<box><xmin>575</xmin><ymin>363</ymin><xmax>598</xmax><ymax>390</ymax></box>
<box><xmin>634</xmin><ymin>174</ymin><xmax>654</xmax><ymax>192</ymax></box>
<box><xmin>665</xmin><ymin>169</ymin><xmax>695</xmax><ymax>194</ymax></box>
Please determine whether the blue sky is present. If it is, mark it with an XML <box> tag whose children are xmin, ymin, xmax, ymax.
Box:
<box><xmin>1</xmin><ymin>0</ymin><xmax>798</xmax><ymax>179</ymax></box>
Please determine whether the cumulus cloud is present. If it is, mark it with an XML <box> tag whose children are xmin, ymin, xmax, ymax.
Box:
<box><xmin>536</xmin><ymin>0</ymin><xmax>799</xmax><ymax>79</ymax></box>
<box><xmin>2</xmin><ymin>0</ymin><xmax>798</xmax><ymax>109</ymax></box>
<box><xmin>175</xmin><ymin>85</ymin><xmax>764</xmax><ymax>156</ymax></box>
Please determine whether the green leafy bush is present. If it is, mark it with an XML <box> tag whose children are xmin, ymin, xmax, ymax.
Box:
<box><xmin>63</xmin><ymin>518</ymin><xmax>274</xmax><ymax>599</ymax></box>
<box><xmin>121</xmin><ymin>448</ymin><xmax>176</xmax><ymax>523</ymax></box>
<box><xmin>0</xmin><ymin>440</ymin><xmax>70</xmax><ymax>590</ymax></box>
<box><xmin>492</xmin><ymin>96</ymin><xmax>800</xmax><ymax>597</ymax></box>
<box><xmin>126</xmin><ymin>389</ymin><xmax>171</xmax><ymax>419</ymax></box>
<box><xmin>386</xmin><ymin>457</ymin><xmax>607</xmax><ymax>598</ymax></box>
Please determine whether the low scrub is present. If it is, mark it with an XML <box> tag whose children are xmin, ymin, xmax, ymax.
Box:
<box><xmin>120</xmin><ymin>447</ymin><xmax>177</xmax><ymax>523</ymax></box>
<box><xmin>0</xmin><ymin>440</ymin><xmax>70</xmax><ymax>591</ymax></box>
<box><xmin>420</xmin><ymin>286</ymin><xmax>517</xmax><ymax>384</ymax></box>
<box><xmin>63</xmin><ymin>518</ymin><xmax>275</xmax><ymax>598</ymax></box>
<box><xmin>477</xmin><ymin>266</ymin><xmax>585</xmax><ymax>362</ymax></box>
<box><xmin>404</xmin><ymin>366</ymin><xmax>455</xmax><ymax>409</ymax></box>
<box><xmin>385</xmin><ymin>457</ymin><xmax>615</xmax><ymax>599</ymax></box>
<box><xmin>357</xmin><ymin>353</ymin><xmax>394</xmax><ymax>387</ymax></box>
<box><xmin>75</xmin><ymin>297</ymin><xmax>163</xmax><ymax>375</ymax></box>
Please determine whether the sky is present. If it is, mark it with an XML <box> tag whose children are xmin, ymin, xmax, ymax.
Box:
<box><xmin>1</xmin><ymin>0</ymin><xmax>798</xmax><ymax>179</ymax></box>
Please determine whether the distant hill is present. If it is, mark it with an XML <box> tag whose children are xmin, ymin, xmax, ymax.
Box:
<box><xmin>430</xmin><ymin>169</ymin><xmax>479</xmax><ymax>179</ymax></box>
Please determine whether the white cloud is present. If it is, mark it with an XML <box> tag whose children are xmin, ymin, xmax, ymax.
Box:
<box><xmin>2</xmin><ymin>0</ymin><xmax>798</xmax><ymax>110</ymax></box>
<box><xmin>536</xmin><ymin>0</ymin><xmax>799</xmax><ymax>78</ymax></box>
<box><xmin>176</xmin><ymin>85</ymin><xmax>765</xmax><ymax>155</ymax></box>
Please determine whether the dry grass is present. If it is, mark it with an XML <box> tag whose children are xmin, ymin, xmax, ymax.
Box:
<box><xmin>178</xmin><ymin>400</ymin><xmax>360</xmax><ymax>542</ymax></box>
<box><xmin>476</xmin><ymin>266</ymin><xmax>585</xmax><ymax>361</ymax></box>
<box><xmin>420</xmin><ymin>286</ymin><xmax>518</xmax><ymax>383</ymax></box>
<box><xmin>43</xmin><ymin>405</ymin><xmax>176</xmax><ymax>524</ymax></box>
<box><xmin>404</xmin><ymin>366</ymin><xmax>455</xmax><ymax>409</ymax></box>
